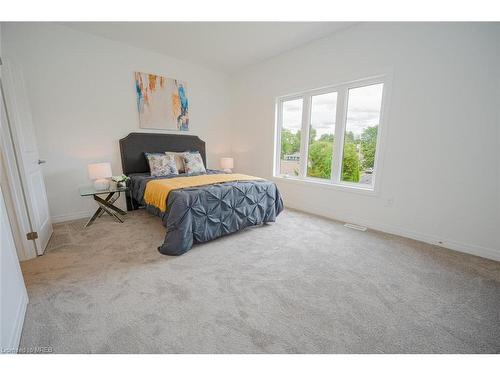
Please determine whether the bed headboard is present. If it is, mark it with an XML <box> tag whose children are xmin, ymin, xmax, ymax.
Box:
<box><xmin>119</xmin><ymin>132</ymin><xmax>206</xmax><ymax>175</ymax></box>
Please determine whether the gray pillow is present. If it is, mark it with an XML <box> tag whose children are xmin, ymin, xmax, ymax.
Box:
<box><xmin>145</xmin><ymin>152</ymin><xmax>179</xmax><ymax>177</ymax></box>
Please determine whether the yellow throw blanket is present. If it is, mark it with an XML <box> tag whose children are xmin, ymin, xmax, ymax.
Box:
<box><xmin>144</xmin><ymin>173</ymin><xmax>264</xmax><ymax>212</ymax></box>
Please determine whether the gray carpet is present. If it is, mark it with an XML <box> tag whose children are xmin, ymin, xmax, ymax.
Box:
<box><xmin>19</xmin><ymin>209</ymin><xmax>500</xmax><ymax>353</ymax></box>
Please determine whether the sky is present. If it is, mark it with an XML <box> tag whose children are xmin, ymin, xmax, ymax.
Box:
<box><xmin>282</xmin><ymin>83</ymin><xmax>383</xmax><ymax>139</ymax></box>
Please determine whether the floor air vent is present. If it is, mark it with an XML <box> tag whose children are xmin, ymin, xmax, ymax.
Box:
<box><xmin>344</xmin><ymin>223</ymin><xmax>367</xmax><ymax>231</ymax></box>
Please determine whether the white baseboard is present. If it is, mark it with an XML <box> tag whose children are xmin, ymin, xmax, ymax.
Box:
<box><xmin>369</xmin><ymin>221</ymin><xmax>500</xmax><ymax>262</ymax></box>
<box><xmin>284</xmin><ymin>203</ymin><xmax>500</xmax><ymax>263</ymax></box>
<box><xmin>51</xmin><ymin>210</ymin><xmax>93</xmax><ymax>224</ymax></box>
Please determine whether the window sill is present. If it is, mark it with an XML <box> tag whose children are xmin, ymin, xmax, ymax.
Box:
<box><xmin>271</xmin><ymin>175</ymin><xmax>379</xmax><ymax>196</ymax></box>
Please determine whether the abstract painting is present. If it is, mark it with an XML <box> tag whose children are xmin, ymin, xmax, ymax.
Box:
<box><xmin>134</xmin><ymin>72</ymin><xmax>189</xmax><ymax>131</ymax></box>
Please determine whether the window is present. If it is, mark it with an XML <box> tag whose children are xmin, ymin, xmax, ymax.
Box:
<box><xmin>341</xmin><ymin>83</ymin><xmax>384</xmax><ymax>185</ymax></box>
<box><xmin>275</xmin><ymin>77</ymin><xmax>386</xmax><ymax>190</ymax></box>
<box><xmin>279</xmin><ymin>98</ymin><xmax>303</xmax><ymax>176</ymax></box>
<box><xmin>307</xmin><ymin>92</ymin><xmax>337</xmax><ymax>180</ymax></box>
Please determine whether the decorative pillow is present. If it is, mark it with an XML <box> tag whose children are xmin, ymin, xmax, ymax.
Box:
<box><xmin>145</xmin><ymin>152</ymin><xmax>179</xmax><ymax>177</ymax></box>
<box><xmin>182</xmin><ymin>151</ymin><xmax>206</xmax><ymax>174</ymax></box>
<box><xmin>165</xmin><ymin>151</ymin><xmax>186</xmax><ymax>173</ymax></box>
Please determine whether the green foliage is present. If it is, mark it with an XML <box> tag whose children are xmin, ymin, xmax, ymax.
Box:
<box><xmin>280</xmin><ymin>129</ymin><xmax>301</xmax><ymax>158</ymax></box>
<box><xmin>360</xmin><ymin>126</ymin><xmax>378</xmax><ymax>170</ymax></box>
<box><xmin>341</xmin><ymin>142</ymin><xmax>360</xmax><ymax>182</ymax></box>
<box><xmin>344</xmin><ymin>131</ymin><xmax>355</xmax><ymax>144</ymax></box>
<box><xmin>307</xmin><ymin>141</ymin><xmax>333</xmax><ymax>178</ymax></box>
<box><xmin>318</xmin><ymin>133</ymin><xmax>334</xmax><ymax>143</ymax></box>
<box><xmin>281</xmin><ymin>125</ymin><xmax>378</xmax><ymax>183</ymax></box>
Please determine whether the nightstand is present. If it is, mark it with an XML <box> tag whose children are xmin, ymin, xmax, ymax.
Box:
<box><xmin>79</xmin><ymin>184</ymin><xmax>129</xmax><ymax>227</ymax></box>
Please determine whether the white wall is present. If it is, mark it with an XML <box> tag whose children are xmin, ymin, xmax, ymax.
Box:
<box><xmin>231</xmin><ymin>23</ymin><xmax>500</xmax><ymax>260</ymax></box>
<box><xmin>2</xmin><ymin>23</ymin><xmax>233</xmax><ymax>222</ymax></box>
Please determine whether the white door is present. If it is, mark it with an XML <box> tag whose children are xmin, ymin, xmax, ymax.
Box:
<box><xmin>1</xmin><ymin>59</ymin><xmax>53</xmax><ymax>255</ymax></box>
<box><xmin>1</xmin><ymin>83</ymin><xmax>36</xmax><ymax>260</ymax></box>
<box><xmin>0</xmin><ymin>184</ymin><xmax>29</xmax><ymax>351</ymax></box>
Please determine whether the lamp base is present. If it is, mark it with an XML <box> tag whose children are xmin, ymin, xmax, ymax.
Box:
<box><xmin>222</xmin><ymin>168</ymin><xmax>232</xmax><ymax>173</ymax></box>
<box><xmin>94</xmin><ymin>178</ymin><xmax>110</xmax><ymax>191</ymax></box>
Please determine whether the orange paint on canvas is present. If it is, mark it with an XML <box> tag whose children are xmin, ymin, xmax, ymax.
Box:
<box><xmin>171</xmin><ymin>93</ymin><xmax>181</xmax><ymax>120</ymax></box>
<box><xmin>148</xmin><ymin>74</ymin><xmax>157</xmax><ymax>91</ymax></box>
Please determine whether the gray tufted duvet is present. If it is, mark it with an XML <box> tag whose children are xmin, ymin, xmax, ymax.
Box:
<box><xmin>129</xmin><ymin>170</ymin><xmax>284</xmax><ymax>255</ymax></box>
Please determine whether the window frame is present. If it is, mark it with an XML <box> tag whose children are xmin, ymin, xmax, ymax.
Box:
<box><xmin>274</xmin><ymin>75</ymin><xmax>390</xmax><ymax>194</ymax></box>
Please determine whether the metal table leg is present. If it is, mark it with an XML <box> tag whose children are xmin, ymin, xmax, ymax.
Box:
<box><xmin>94</xmin><ymin>194</ymin><xmax>127</xmax><ymax>216</ymax></box>
<box><xmin>84</xmin><ymin>192</ymin><xmax>127</xmax><ymax>227</ymax></box>
<box><xmin>96</xmin><ymin>200</ymin><xmax>124</xmax><ymax>223</ymax></box>
<box><xmin>97</xmin><ymin>192</ymin><xmax>115</xmax><ymax>218</ymax></box>
<box><xmin>84</xmin><ymin>206</ymin><xmax>104</xmax><ymax>227</ymax></box>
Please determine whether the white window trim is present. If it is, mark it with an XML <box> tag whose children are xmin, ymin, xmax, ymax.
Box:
<box><xmin>274</xmin><ymin>74</ymin><xmax>391</xmax><ymax>195</ymax></box>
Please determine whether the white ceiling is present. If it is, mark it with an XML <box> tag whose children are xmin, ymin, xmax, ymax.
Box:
<box><xmin>59</xmin><ymin>22</ymin><xmax>355</xmax><ymax>73</ymax></box>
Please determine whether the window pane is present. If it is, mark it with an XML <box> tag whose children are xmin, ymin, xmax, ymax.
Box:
<box><xmin>341</xmin><ymin>83</ymin><xmax>383</xmax><ymax>185</ymax></box>
<box><xmin>280</xmin><ymin>99</ymin><xmax>303</xmax><ymax>176</ymax></box>
<box><xmin>307</xmin><ymin>92</ymin><xmax>337</xmax><ymax>179</ymax></box>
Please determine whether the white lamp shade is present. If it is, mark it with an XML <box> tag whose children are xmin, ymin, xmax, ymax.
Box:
<box><xmin>88</xmin><ymin>162</ymin><xmax>112</xmax><ymax>180</ymax></box>
<box><xmin>220</xmin><ymin>157</ymin><xmax>234</xmax><ymax>170</ymax></box>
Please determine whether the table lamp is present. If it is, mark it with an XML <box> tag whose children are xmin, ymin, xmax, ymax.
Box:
<box><xmin>220</xmin><ymin>157</ymin><xmax>234</xmax><ymax>173</ymax></box>
<box><xmin>88</xmin><ymin>162</ymin><xmax>112</xmax><ymax>190</ymax></box>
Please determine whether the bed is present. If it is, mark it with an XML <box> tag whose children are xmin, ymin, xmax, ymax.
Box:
<box><xmin>119</xmin><ymin>132</ymin><xmax>284</xmax><ymax>255</ymax></box>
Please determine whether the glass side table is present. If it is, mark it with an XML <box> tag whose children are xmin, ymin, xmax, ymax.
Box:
<box><xmin>79</xmin><ymin>184</ymin><xmax>129</xmax><ymax>227</ymax></box>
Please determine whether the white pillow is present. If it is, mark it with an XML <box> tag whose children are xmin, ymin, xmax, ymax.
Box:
<box><xmin>183</xmin><ymin>151</ymin><xmax>206</xmax><ymax>174</ymax></box>
<box><xmin>145</xmin><ymin>153</ymin><xmax>179</xmax><ymax>177</ymax></box>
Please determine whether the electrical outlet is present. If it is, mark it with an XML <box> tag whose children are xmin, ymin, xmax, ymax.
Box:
<box><xmin>385</xmin><ymin>198</ymin><xmax>394</xmax><ymax>207</ymax></box>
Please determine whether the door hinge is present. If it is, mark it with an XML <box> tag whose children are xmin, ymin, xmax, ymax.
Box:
<box><xmin>26</xmin><ymin>231</ymin><xmax>38</xmax><ymax>240</ymax></box>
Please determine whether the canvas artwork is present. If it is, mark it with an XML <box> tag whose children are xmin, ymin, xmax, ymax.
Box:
<box><xmin>134</xmin><ymin>71</ymin><xmax>189</xmax><ymax>131</ymax></box>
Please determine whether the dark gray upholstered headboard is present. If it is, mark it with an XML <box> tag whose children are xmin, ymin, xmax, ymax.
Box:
<box><xmin>119</xmin><ymin>132</ymin><xmax>206</xmax><ymax>175</ymax></box>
